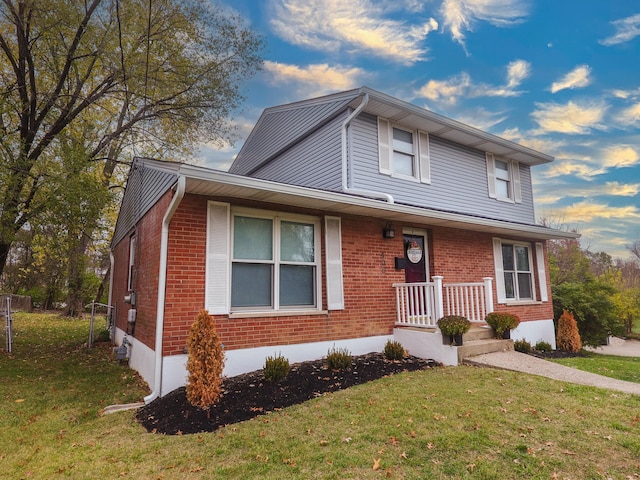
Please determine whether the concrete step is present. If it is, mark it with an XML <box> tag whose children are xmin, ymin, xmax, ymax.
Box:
<box><xmin>463</xmin><ymin>326</ymin><xmax>495</xmax><ymax>342</ymax></box>
<box><xmin>457</xmin><ymin>338</ymin><xmax>514</xmax><ymax>363</ymax></box>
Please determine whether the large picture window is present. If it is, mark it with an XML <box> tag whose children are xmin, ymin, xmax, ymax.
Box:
<box><xmin>230</xmin><ymin>209</ymin><xmax>320</xmax><ymax>311</ymax></box>
<box><xmin>493</xmin><ymin>238</ymin><xmax>544</xmax><ymax>304</ymax></box>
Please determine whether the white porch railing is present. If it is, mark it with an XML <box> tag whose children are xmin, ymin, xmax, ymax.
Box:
<box><xmin>393</xmin><ymin>276</ymin><xmax>493</xmax><ymax>327</ymax></box>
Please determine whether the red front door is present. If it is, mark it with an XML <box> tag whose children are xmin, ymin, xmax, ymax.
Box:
<box><xmin>403</xmin><ymin>233</ymin><xmax>427</xmax><ymax>283</ymax></box>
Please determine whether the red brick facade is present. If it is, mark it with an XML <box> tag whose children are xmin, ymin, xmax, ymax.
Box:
<box><xmin>112</xmin><ymin>192</ymin><xmax>554</xmax><ymax>357</ymax></box>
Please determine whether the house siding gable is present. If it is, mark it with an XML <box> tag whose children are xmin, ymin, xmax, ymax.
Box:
<box><xmin>349</xmin><ymin>114</ymin><xmax>537</xmax><ymax>224</ymax></box>
<box><xmin>230</xmin><ymin>94</ymin><xmax>358</xmax><ymax>175</ymax></box>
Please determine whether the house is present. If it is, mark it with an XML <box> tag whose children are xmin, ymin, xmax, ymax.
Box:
<box><xmin>109</xmin><ymin>86</ymin><xmax>579</xmax><ymax>402</ymax></box>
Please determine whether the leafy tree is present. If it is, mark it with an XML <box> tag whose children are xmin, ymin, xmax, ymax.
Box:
<box><xmin>0</xmin><ymin>0</ymin><xmax>263</xmax><ymax>308</ymax></box>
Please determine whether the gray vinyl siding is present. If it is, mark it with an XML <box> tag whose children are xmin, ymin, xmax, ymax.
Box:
<box><xmin>248</xmin><ymin>111</ymin><xmax>347</xmax><ymax>191</ymax></box>
<box><xmin>350</xmin><ymin>114</ymin><xmax>536</xmax><ymax>224</ymax></box>
<box><xmin>111</xmin><ymin>160</ymin><xmax>178</xmax><ymax>247</ymax></box>
<box><xmin>230</xmin><ymin>93</ymin><xmax>358</xmax><ymax>175</ymax></box>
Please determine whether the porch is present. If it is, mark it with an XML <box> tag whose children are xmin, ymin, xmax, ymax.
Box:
<box><xmin>393</xmin><ymin>276</ymin><xmax>494</xmax><ymax>327</ymax></box>
<box><xmin>392</xmin><ymin>277</ymin><xmax>514</xmax><ymax>366</ymax></box>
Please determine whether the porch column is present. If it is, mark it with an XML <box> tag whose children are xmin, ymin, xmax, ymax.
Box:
<box><xmin>432</xmin><ymin>276</ymin><xmax>444</xmax><ymax>320</ymax></box>
<box><xmin>483</xmin><ymin>277</ymin><xmax>494</xmax><ymax>315</ymax></box>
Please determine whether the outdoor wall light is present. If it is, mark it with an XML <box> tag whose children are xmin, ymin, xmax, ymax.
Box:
<box><xmin>383</xmin><ymin>222</ymin><xmax>395</xmax><ymax>238</ymax></box>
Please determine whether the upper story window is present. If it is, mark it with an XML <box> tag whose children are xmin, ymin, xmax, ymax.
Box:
<box><xmin>230</xmin><ymin>209</ymin><xmax>321</xmax><ymax>311</ymax></box>
<box><xmin>378</xmin><ymin>117</ymin><xmax>430</xmax><ymax>184</ymax></box>
<box><xmin>486</xmin><ymin>153</ymin><xmax>521</xmax><ymax>203</ymax></box>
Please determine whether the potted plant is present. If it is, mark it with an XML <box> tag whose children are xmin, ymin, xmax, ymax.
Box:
<box><xmin>437</xmin><ymin>315</ymin><xmax>471</xmax><ymax>346</ymax></box>
<box><xmin>485</xmin><ymin>312</ymin><xmax>520</xmax><ymax>339</ymax></box>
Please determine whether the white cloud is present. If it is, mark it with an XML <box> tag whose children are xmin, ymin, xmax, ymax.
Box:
<box><xmin>531</xmin><ymin>100</ymin><xmax>608</xmax><ymax>134</ymax></box>
<box><xmin>440</xmin><ymin>0</ymin><xmax>530</xmax><ymax>48</ymax></box>
<box><xmin>550</xmin><ymin>65</ymin><xmax>591</xmax><ymax>93</ymax></box>
<box><xmin>599</xmin><ymin>13</ymin><xmax>640</xmax><ymax>46</ymax></box>
<box><xmin>602</xmin><ymin>145</ymin><xmax>640</xmax><ymax>169</ymax></box>
<box><xmin>557</xmin><ymin>201</ymin><xmax>640</xmax><ymax>223</ymax></box>
<box><xmin>416</xmin><ymin>59</ymin><xmax>530</xmax><ymax>104</ymax></box>
<box><xmin>619</xmin><ymin>103</ymin><xmax>640</xmax><ymax>125</ymax></box>
<box><xmin>452</xmin><ymin>108</ymin><xmax>508</xmax><ymax>131</ymax></box>
<box><xmin>268</xmin><ymin>0</ymin><xmax>438</xmax><ymax>65</ymax></box>
<box><xmin>263</xmin><ymin>61</ymin><xmax>365</xmax><ymax>97</ymax></box>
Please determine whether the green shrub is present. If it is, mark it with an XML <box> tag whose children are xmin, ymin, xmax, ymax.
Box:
<box><xmin>535</xmin><ymin>340</ymin><xmax>552</xmax><ymax>352</ymax></box>
<box><xmin>437</xmin><ymin>315</ymin><xmax>471</xmax><ymax>336</ymax></box>
<box><xmin>326</xmin><ymin>346</ymin><xmax>352</xmax><ymax>371</ymax></box>
<box><xmin>263</xmin><ymin>353</ymin><xmax>290</xmax><ymax>383</ymax></box>
<box><xmin>383</xmin><ymin>340</ymin><xmax>405</xmax><ymax>361</ymax></box>
<box><xmin>485</xmin><ymin>312</ymin><xmax>520</xmax><ymax>338</ymax></box>
<box><xmin>514</xmin><ymin>339</ymin><xmax>532</xmax><ymax>353</ymax></box>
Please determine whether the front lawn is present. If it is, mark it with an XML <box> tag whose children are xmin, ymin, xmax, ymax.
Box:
<box><xmin>550</xmin><ymin>351</ymin><xmax>640</xmax><ymax>384</ymax></box>
<box><xmin>1</xmin><ymin>312</ymin><xmax>639</xmax><ymax>479</ymax></box>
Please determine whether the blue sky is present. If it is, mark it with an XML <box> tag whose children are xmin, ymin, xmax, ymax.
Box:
<box><xmin>200</xmin><ymin>0</ymin><xmax>640</xmax><ymax>260</ymax></box>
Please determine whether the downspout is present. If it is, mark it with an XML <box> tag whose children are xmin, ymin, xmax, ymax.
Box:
<box><xmin>144</xmin><ymin>175</ymin><xmax>186</xmax><ymax>404</ymax></box>
<box><xmin>341</xmin><ymin>93</ymin><xmax>394</xmax><ymax>203</ymax></box>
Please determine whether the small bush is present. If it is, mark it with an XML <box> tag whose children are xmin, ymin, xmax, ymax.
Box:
<box><xmin>186</xmin><ymin>310</ymin><xmax>225</xmax><ymax>410</ymax></box>
<box><xmin>514</xmin><ymin>339</ymin><xmax>532</xmax><ymax>353</ymax></box>
<box><xmin>557</xmin><ymin>310</ymin><xmax>582</xmax><ymax>352</ymax></box>
<box><xmin>485</xmin><ymin>312</ymin><xmax>520</xmax><ymax>338</ymax></box>
<box><xmin>263</xmin><ymin>353</ymin><xmax>290</xmax><ymax>383</ymax></box>
<box><xmin>437</xmin><ymin>315</ymin><xmax>471</xmax><ymax>336</ymax></box>
<box><xmin>326</xmin><ymin>346</ymin><xmax>352</xmax><ymax>371</ymax></box>
<box><xmin>383</xmin><ymin>340</ymin><xmax>405</xmax><ymax>361</ymax></box>
<box><xmin>535</xmin><ymin>341</ymin><xmax>552</xmax><ymax>352</ymax></box>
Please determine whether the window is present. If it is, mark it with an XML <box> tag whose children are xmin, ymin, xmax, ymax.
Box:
<box><xmin>493</xmin><ymin>238</ymin><xmax>548</xmax><ymax>304</ymax></box>
<box><xmin>378</xmin><ymin>117</ymin><xmax>430</xmax><ymax>183</ymax></box>
<box><xmin>230</xmin><ymin>210</ymin><xmax>320</xmax><ymax>311</ymax></box>
<box><xmin>486</xmin><ymin>153</ymin><xmax>521</xmax><ymax>203</ymax></box>
<box><xmin>127</xmin><ymin>234</ymin><xmax>136</xmax><ymax>291</ymax></box>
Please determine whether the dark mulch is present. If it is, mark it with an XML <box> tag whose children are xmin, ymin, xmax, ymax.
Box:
<box><xmin>136</xmin><ymin>353</ymin><xmax>439</xmax><ymax>435</ymax></box>
<box><xmin>527</xmin><ymin>350</ymin><xmax>588</xmax><ymax>359</ymax></box>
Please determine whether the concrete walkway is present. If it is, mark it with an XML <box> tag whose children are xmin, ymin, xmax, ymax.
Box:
<box><xmin>466</xmin><ymin>338</ymin><xmax>640</xmax><ymax>396</ymax></box>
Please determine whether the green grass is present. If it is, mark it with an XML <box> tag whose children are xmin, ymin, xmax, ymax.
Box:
<box><xmin>2</xmin><ymin>313</ymin><xmax>640</xmax><ymax>479</ymax></box>
<box><xmin>550</xmin><ymin>351</ymin><xmax>640</xmax><ymax>384</ymax></box>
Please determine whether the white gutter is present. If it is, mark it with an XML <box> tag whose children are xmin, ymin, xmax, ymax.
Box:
<box><xmin>144</xmin><ymin>175</ymin><xmax>186</xmax><ymax>404</ymax></box>
<box><xmin>341</xmin><ymin>93</ymin><xmax>394</xmax><ymax>204</ymax></box>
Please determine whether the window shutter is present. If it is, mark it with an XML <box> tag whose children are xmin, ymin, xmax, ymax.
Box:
<box><xmin>486</xmin><ymin>153</ymin><xmax>497</xmax><ymax>198</ymax></box>
<box><xmin>377</xmin><ymin>117</ymin><xmax>391</xmax><ymax>175</ymax></box>
<box><xmin>512</xmin><ymin>160</ymin><xmax>522</xmax><ymax>204</ymax></box>
<box><xmin>535</xmin><ymin>242</ymin><xmax>548</xmax><ymax>302</ymax></box>
<box><xmin>492</xmin><ymin>238</ymin><xmax>506</xmax><ymax>303</ymax></box>
<box><xmin>418</xmin><ymin>130</ymin><xmax>431</xmax><ymax>184</ymax></box>
<box><xmin>324</xmin><ymin>216</ymin><xmax>344</xmax><ymax>310</ymax></box>
<box><xmin>206</xmin><ymin>201</ymin><xmax>230</xmax><ymax>314</ymax></box>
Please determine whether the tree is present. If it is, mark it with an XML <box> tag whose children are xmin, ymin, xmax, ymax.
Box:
<box><xmin>0</xmin><ymin>0</ymin><xmax>264</xmax><ymax>305</ymax></box>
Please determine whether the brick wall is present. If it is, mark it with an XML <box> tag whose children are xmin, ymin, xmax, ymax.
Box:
<box><xmin>116</xmin><ymin>192</ymin><xmax>555</xmax><ymax>356</ymax></box>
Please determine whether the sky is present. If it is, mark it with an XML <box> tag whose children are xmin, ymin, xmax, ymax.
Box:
<box><xmin>199</xmin><ymin>0</ymin><xmax>640</xmax><ymax>261</ymax></box>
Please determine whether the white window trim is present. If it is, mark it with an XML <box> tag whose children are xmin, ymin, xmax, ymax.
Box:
<box><xmin>378</xmin><ymin>117</ymin><xmax>430</xmax><ymax>184</ymax></box>
<box><xmin>493</xmin><ymin>238</ymin><xmax>545</xmax><ymax>305</ymax></box>
<box><xmin>230</xmin><ymin>206</ymin><xmax>322</xmax><ymax>313</ymax></box>
<box><xmin>486</xmin><ymin>153</ymin><xmax>521</xmax><ymax>204</ymax></box>
<box><xmin>127</xmin><ymin>233</ymin><xmax>136</xmax><ymax>291</ymax></box>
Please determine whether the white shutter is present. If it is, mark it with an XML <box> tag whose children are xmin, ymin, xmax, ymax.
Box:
<box><xmin>205</xmin><ymin>201</ymin><xmax>230</xmax><ymax>314</ymax></box>
<box><xmin>486</xmin><ymin>153</ymin><xmax>497</xmax><ymax>198</ymax></box>
<box><xmin>492</xmin><ymin>238</ymin><xmax>506</xmax><ymax>303</ymax></box>
<box><xmin>377</xmin><ymin>117</ymin><xmax>391</xmax><ymax>175</ymax></box>
<box><xmin>512</xmin><ymin>160</ymin><xmax>522</xmax><ymax>204</ymax></box>
<box><xmin>324</xmin><ymin>216</ymin><xmax>344</xmax><ymax>310</ymax></box>
<box><xmin>418</xmin><ymin>130</ymin><xmax>431</xmax><ymax>184</ymax></box>
<box><xmin>535</xmin><ymin>242</ymin><xmax>548</xmax><ymax>302</ymax></box>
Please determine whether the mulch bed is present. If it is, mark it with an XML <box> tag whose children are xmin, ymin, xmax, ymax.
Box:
<box><xmin>136</xmin><ymin>352</ymin><xmax>439</xmax><ymax>435</ymax></box>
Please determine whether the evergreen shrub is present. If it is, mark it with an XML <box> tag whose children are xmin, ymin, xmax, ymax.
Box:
<box><xmin>557</xmin><ymin>310</ymin><xmax>582</xmax><ymax>352</ymax></box>
<box><xmin>263</xmin><ymin>353</ymin><xmax>290</xmax><ymax>383</ymax></box>
<box><xmin>383</xmin><ymin>340</ymin><xmax>406</xmax><ymax>361</ymax></box>
<box><xmin>326</xmin><ymin>346</ymin><xmax>352</xmax><ymax>370</ymax></box>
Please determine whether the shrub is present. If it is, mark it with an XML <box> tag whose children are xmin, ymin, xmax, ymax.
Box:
<box><xmin>485</xmin><ymin>312</ymin><xmax>520</xmax><ymax>338</ymax></box>
<box><xmin>186</xmin><ymin>310</ymin><xmax>225</xmax><ymax>410</ymax></box>
<box><xmin>514</xmin><ymin>339</ymin><xmax>532</xmax><ymax>353</ymax></box>
<box><xmin>535</xmin><ymin>340</ymin><xmax>552</xmax><ymax>352</ymax></box>
<box><xmin>326</xmin><ymin>346</ymin><xmax>352</xmax><ymax>371</ymax></box>
<box><xmin>263</xmin><ymin>353</ymin><xmax>290</xmax><ymax>383</ymax></box>
<box><xmin>556</xmin><ymin>310</ymin><xmax>582</xmax><ymax>353</ymax></box>
<box><xmin>437</xmin><ymin>315</ymin><xmax>471</xmax><ymax>336</ymax></box>
<box><xmin>383</xmin><ymin>340</ymin><xmax>405</xmax><ymax>361</ymax></box>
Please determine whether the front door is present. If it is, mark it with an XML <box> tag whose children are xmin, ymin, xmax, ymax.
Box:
<box><xmin>403</xmin><ymin>233</ymin><xmax>428</xmax><ymax>283</ymax></box>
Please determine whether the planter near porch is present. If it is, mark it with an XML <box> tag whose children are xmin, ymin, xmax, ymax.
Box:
<box><xmin>437</xmin><ymin>315</ymin><xmax>471</xmax><ymax>347</ymax></box>
<box><xmin>485</xmin><ymin>312</ymin><xmax>520</xmax><ymax>340</ymax></box>
<box><xmin>442</xmin><ymin>333</ymin><xmax>464</xmax><ymax>346</ymax></box>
